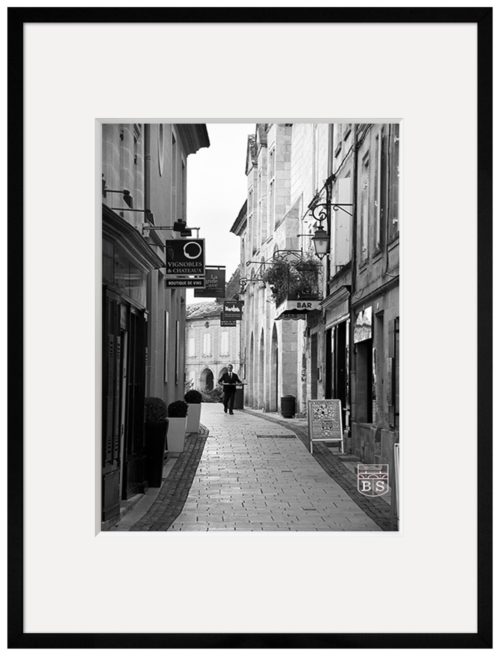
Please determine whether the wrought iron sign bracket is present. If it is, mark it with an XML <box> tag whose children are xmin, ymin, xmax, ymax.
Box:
<box><xmin>309</xmin><ymin>202</ymin><xmax>353</xmax><ymax>219</ymax></box>
<box><xmin>141</xmin><ymin>224</ymin><xmax>201</xmax><ymax>238</ymax></box>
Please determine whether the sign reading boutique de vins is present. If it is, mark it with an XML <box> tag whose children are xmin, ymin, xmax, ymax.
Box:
<box><xmin>194</xmin><ymin>266</ymin><xmax>226</xmax><ymax>298</ymax></box>
<box><xmin>166</xmin><ymin>278</ymin><xmax>204</xmax><ymax>288</ymax></box>
<box><xmin>307</xmin><ymin>399</ymin><xmax>344</xmax><ymax>454</ymax></box>
<box><xmin>165</xmin><ymin>239</ymin><xmax>205</xmax><ymax>277</ymax></box>
<box><xmin>222</xmin><ymin>300</ymin><xmax>243</xmax><ymax>321</ymax></box>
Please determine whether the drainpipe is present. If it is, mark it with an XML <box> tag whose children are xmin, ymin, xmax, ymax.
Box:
<box><xmin>144</xmin><ymin>124</ymin><xmax>152</xmax><ymax>396</ymax></box>
<box><xmin>144</xmin><ymin>124</ymin><xmax>150</xmax><ymax>214</ymax></box>
<box><xmin>348</xmin><ymin>126</ymin><xmax>359</xmax><ymax>439</ymax></box>
<box><xmin>326</xmin><ymin>124</ymin><xmax>334</xmax><ymax>298</ymax></box>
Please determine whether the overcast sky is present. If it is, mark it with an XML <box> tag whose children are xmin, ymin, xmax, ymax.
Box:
<box><xmin>186</xmin><ymin>123</ymin><xmax>254</xmax><ymax>304</ymax></box>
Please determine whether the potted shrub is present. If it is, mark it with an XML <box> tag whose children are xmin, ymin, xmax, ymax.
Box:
<box><xmin>167</xmin><ymin>400</ymin><xmax>188</xmax><ymax>454</ymax></box>
<box><xmin>144</xmin><ymin>397</ymin><xmax>168</xmax><ymax>487</ymax></box>
<box><xmin>184</xmin><ymin>389</ymin><xmax>203</xmax><ymax>433</ymax></box>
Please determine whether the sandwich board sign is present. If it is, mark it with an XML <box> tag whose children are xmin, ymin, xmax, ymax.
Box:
<box><xmin>307</xmin><ymin>399</ymin><xmax>344</xmax><ymax>454</ymax></box>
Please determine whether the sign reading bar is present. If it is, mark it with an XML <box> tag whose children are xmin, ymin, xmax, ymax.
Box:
<box><xmin>307</xmin><ymin>399</ymin><xmax>344</xmax><ymax>454</ymax></box>
<box><xmin>165</xmin><ymin>238</ymin><xmax>205</xmax><ymax>277</ymax></box>
<box><xmin>220</xmin><ymin>313</ymin><xmax>237</xmax><ymax>327</ymax></box>
<box><xmin>275</xmin><ymin>299</ymin><xmax>321</xmax><ymax>320</ymax></box>
<box><xmin>194</xmin><ymin>266</ymin><xmax>226</xmax><ymax>298</ymax></box>
<box><xmin>166</xmin><ymin>278</ymin><xmax>205</xmax><ymax>288</ymax></box>
<box><xmin>222</xmin><ymin>300</ymin><xmax>243</xmax><ymax>321</ymax></box>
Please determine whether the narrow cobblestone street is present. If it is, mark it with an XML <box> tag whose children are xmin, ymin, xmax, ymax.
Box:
<box><xmin>134</xmin><ymin>404</ymin><xmax>380</xmax><ymax>531</ymax></box>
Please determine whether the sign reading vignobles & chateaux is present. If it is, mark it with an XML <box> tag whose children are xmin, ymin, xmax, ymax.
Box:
<box><xmin>165</xmin><ymin>238</ymin><xmax>205</xmax><ymax>277</ymax></box>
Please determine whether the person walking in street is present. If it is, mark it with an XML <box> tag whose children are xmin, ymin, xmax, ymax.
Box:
<box><xmin>218</xmin><ymin>364</ymin><xmax>241</xmax><ymax>415</ymax></box>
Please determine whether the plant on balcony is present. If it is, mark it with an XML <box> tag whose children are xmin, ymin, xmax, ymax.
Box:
<box><xmin>262</xmin><ymin>257</ymin><xmax>320</xmax><ymax>305</ymax></box>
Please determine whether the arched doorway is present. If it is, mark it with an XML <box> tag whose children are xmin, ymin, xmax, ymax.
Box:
<box><xmin>200</xmin><ymin>368</ymin><xmax>214</xmax><ymax>392</ymax></box>
<box><xmin>249</xmin><ymin>333</ymin><xmax>254</xmax><ymax>407</ymax></box>
<box><xmin>259</xmin><ymin>329</ymin><xmax>265</xmax><ymax>409</ymax></box>
<box><xmin>271</xmin><ymin>323</ymin><xmax>279</xmax><ymax>411</ymax></box>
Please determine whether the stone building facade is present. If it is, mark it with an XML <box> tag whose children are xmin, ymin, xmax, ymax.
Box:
<box><xmin>231</xmin><ymin>125</ymin><xmax>306</xmax><ymax>413</ymax></box>
<box><xmin>101</xmin><ymin>123</ymin><xmax>209</xmax><ymax>522</ymax></box>
<box><xmin>185</xmin><ymin>301</ymin><xmax>242</xmax><ymax>393</ymax></box>
<box><xmin>231</xmin><ymin>123</ymin><xmax>399</xmax><ymax>471</ymax></box>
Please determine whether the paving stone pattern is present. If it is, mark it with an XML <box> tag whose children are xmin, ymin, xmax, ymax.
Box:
<box><xmin>165</xmin><ymin>404</ymin><xmax>379</xmax><ymax>532</ymax></box>
<box><xmin>244</xmin><ymin>408</ymin><xmax>398</xmax><ymax>531</ymax></box>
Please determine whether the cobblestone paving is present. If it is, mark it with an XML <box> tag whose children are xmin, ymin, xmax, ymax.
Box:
<box><xmin>244</xmin><ymin>409</ymin><xmax>398</xmax><ymax>531</ymax></box>
<box><xmin>167</xmin><ymin>404</ymin><xmax>379</xmax><ymax>532</ymax></box>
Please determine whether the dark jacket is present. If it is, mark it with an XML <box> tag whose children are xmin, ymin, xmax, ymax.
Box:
<box><xmin>218</xmin><ymin>372</ymin><xmax>241</xmax><ymax>387</ymax></box>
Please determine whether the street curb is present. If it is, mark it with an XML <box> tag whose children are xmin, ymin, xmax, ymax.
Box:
<box><xmin>129</xmin><ymin>425</ymin><xmax>209</xmax><ymax>531</ymax></box>
<box><xmin>243</xmin><ymin>409</ymin><xmax>398</xmax><ymax>531</ymax></box>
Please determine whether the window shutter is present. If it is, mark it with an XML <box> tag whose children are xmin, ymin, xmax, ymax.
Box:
<box><xmin>333</xmin><ymin>177</ymin><xmax>352</xmax><ymax>267</ymax></box>
<box><xmin>380</xmin><ymin>127</ymin><xmax>388</xmax><ymax>248</ymax></box>
<box><xmin>389</xmin><ymin>125</ymin><xmax>400</xmax><ymax>240</ymax></box>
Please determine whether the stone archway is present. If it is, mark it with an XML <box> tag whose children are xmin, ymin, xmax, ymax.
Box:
<box><xmin>258</xmin><ymin>329</ymin><xmax>265</xmax><ymax>409</ymax></box>
<box><xmin>271</xmin><ymin>323</ymin><xmax>279</xmax><ymax>412</ymax></box>
<box><xmin>249</xmin><ymin>333</ymin><xmax>254</xmax><ymax>406</ymax></box>
<box><xmin>200</xmin><ymin>368</ymin><xmax>214</xmax><ymax>392</ymax></box>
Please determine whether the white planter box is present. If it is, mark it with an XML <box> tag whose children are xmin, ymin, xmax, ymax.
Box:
<box><xmin>167</xmin><ymin>417</ymin><xmax>187</xmax><ymax>454</ymax></box>
<box><xmin>186</xmin><ymin>404</ymin><xmax>201</xmax><ymax>433</ymax></box>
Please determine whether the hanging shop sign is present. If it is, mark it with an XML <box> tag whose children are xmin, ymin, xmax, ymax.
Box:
<box><xmin>353</xmin><ymin>306</ymin><xmax>372</xmax><ymax>343</ymax></box>
<box><xmin>220</xmin><ymin>312</ymin><xmax>237</xmax><ymax>327</ymax></box>
<box><xmin>307</xmin><ymin>399</ymin><xmax>344</xmax><ymax>454</ymax></box>
<box><xmin>194</xmin><ymin>266</ymin><xmax>226</xmax><ymax>298</ymax></box>
<box><xmin>166</xmin><ymin>278</ymin><xmax>204</xmax><ymax>288</ymax></box>
<box><xmin>165</xmin><ymin>238</ymin><xmax>205</xmax><ymax>277</ymax></box>
<box><xmin>275</xmin><ymin>299</ymin><xmax>321</xmax><ymax>320</ymax></box>
<box><xmin>222</xmin><ymin>300</ymin><xmax>243</xmax><ymax>321</ymax></box>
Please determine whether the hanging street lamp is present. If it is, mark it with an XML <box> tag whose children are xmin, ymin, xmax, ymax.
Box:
<box><xmin>311</xmin><ymin>226</ymin><xmax>329</xmax><ymax>260</ymax></box>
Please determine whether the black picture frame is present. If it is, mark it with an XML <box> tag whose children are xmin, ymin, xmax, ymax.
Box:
<box><xmin>8</xmin><ymin>6</ymin><xmax>492</xmax><ymax>649</ymax></box>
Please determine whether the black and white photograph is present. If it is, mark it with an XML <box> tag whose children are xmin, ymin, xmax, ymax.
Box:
<box><xmin>101</xmin><ymin>122</ymin><xmax>400</xmax><ymax>532</ymax></box>
<box><xmin>10</xmin><ymin>6</ymin><xmax>491</xmax><ymax>647</ymax></box>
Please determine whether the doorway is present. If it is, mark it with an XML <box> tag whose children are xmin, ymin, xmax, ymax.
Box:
<box><xmin>334</xmin><ymin>321</ymin><xmax>348</xmax><ymax>428</ymax></box>
<box><xmin>310</xmin><ymin>332</ymin><xmax>318</xmax><ymax>399</ymax></box>
<box><xmin>271</xmin><ymin>323</ymin><xmax>279</xmax><ymax>411</ymax></box>
<box><xmin>200</xmin><ymin>368</ymin><xmax>214</xmax><ymax>392</ymax></box>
